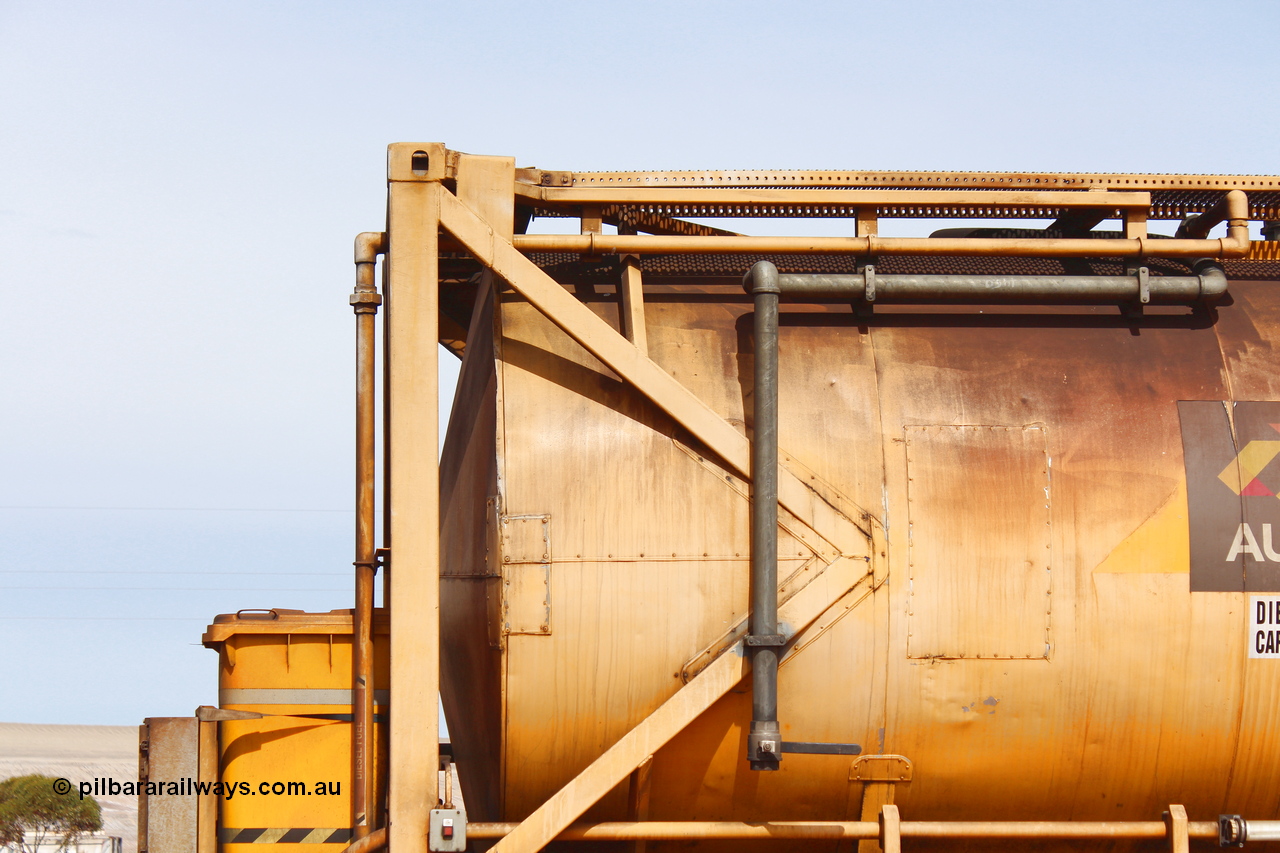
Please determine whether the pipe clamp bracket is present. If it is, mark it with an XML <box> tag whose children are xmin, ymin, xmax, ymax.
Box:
<box><xmin>746</xmin><ymin>634</ymin><xmax>786</xmax><ymax>647</ymax></box>
<box><xmin>1219</xmin><ymin>816</ymin><xmax>1246</xmax><ymax>848</ymax></box>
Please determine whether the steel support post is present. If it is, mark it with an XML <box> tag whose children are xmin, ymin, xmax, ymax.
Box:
<box><xmin>386</xmin><ymin>145</ymin><xmax>443</xmax><ymax>853</ymax></box>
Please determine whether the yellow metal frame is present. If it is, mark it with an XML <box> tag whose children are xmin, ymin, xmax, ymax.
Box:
<box><xmin>378</xmin><ymin>144</ymin><xmax>1279</xmax><ymax>853</ymax></box>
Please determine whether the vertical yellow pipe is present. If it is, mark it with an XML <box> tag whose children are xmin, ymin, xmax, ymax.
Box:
<box><xmin>351</xmin><ymin>232</ymin><xmax>384</xmax><ymax>839</ymax></box>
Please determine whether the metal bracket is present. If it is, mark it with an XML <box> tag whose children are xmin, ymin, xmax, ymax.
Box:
<box><xmin>856</xmin><ymin>262</ymin><xmax>877</xmax><ymax>319</ymax></box>
<box><xmin>1123</xmin><ymin>264</ymin><xmax>1150</xmax><ymax>318</ymax></box>
<box><xmin>540</xmin><ymin>170</ymin><xmax>574</xmax><ymax>187</ymax></box>
<box><xmin>356</xmin><ymin>549</ymin><xmax>390</xmax><ymax>574</ymax></box>
<box><xmin>195</xmin><ymin>706</ymin><xmax>263</xmax><ymax>722</ymax></box>
<box><xmin>880</xmin><ymin>804</ymin><xmax>902</xmax><ymax>853</ymax></box>
<box><xmin>1166</xmin><ymin>805</ymin><xmax>1189</xmax><ymax>853</ymax></box>
<box><xmin>781</xmin><ymin>741</ymin><xmax>862</xmax><ymax>756</ymax></box>
<box><xmin>747</xmin><ymin>722</ymin><xmax>782</xmax><ymax>770</ymax></box>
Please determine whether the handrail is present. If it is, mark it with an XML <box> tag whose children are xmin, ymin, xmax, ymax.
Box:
<box><xmin>509</xmin><ymin>191</ymin><xmax>1249</xmax><ymax>259</ymax></box>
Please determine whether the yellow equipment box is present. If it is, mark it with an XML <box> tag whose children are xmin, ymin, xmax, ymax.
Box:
<box><xmin>202</xmin><ymin>608</ymin><xmax>388</xmax><ymax>852</ymax></box>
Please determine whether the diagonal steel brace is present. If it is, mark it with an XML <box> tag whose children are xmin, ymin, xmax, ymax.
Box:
<box><xmin>438</xmin><ymin>187</ymin><xmax>881</xmax><ymax>853</ymax></box>
<box><xmin>437</xmin><ymin>188</ymin><xmax>871</xmax><ymax>558</ymax></box>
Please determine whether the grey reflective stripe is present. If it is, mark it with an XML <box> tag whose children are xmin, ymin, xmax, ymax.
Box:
<box><xmin>220</xmin><ymin>689</ymin><xmax>389</xmax><ymax>706</ymax></box>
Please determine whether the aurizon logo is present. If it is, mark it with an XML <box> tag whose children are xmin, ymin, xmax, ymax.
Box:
<box><xmin>1219</xmin><ymin>427</ymin><xmax>1280</xmax><ymax>561</ymax></box>
<box><xmin>1218</xmin><ymin>428</ymin><xmax>1280</xmax><ymax>497</ymax></box>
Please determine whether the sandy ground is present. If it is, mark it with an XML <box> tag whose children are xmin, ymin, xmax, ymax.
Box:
<box><xmin>0</xmin><ymin>723</ymin><xmax>138</xmax><ymax>853</ymax></box>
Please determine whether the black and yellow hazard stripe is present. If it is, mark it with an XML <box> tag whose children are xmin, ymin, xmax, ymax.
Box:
<box><xmin>221</xmin><ymin>829</ymin><xmax>353</xmax><ymax>844</ymax></box>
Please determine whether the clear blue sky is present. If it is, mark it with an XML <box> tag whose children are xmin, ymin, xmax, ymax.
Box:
<box><xmin>2</xmin><ymin>0</ymin><xmax>1278</xmax><ymax>724</ymax></box>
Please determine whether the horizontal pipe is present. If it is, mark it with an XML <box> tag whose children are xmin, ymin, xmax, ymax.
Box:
<box><xmin>905</xmin><ymin>821</ymin><xmax>1218</xmax><ymax>839</ymax></box>
<box><xmin>1245</xmin><ymin>821</ymin><xmax>1280</xmax><ymax>842</ymax></box>
<box><xmin>464</xmin><ymin>820</ymin><xmax>1220</xmax><ymax>841</ymax></box>
<box><xmin>514</xmin><ymin>232</ymin><xmax>1249</xmax><ymax>259</ymax></box>
<box><xmin>468</xmin><ymin>822</ymin><xmax>879</xmax><ymax>840</ymax></box>
<box><xmin>513</xmin><ymin>191</ymin><xmax>1250</xmax><ymax>259</ymax></box>
<box><xmin>1178</xmin><ymin>192</ymin><xmax>1245</xmax><ymax>239</ymax></box>
<box><xmin>767</xmin><ymin>264</ymin><xmax>1227</xmax><ymax>305</ymax></box>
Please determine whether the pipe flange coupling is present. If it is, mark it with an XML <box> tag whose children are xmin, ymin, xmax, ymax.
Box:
<box><xmin>1219</xmin><ymin>815</ymin><xmax>1245</xmax><ymax>848</ymax></box>
<box><xmin>350</xmin><ymin>291</ymin><xmax>384</xmax><ymax>314</ymax></box>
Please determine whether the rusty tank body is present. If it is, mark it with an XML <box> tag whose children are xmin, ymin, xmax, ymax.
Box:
<box><xmin>138</xmin><ymin>147</ymin><xmax>1280</xmax><ymax>853</ymax></box>
<box><xmin>445</xmin><ymin>256</ymin><xmax>1280</xmax><ymax>826</ymax></box>
<box><xmin>426</xmin><ymin>150</ymin><xmax>1280</xmax><ymax>851</ymax></box>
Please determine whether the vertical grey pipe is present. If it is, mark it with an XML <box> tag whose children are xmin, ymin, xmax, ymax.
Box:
<box><xmin>745</xmin><ymin>261</ymin><xmax>782</xmax><ymax>771</ymax></box>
